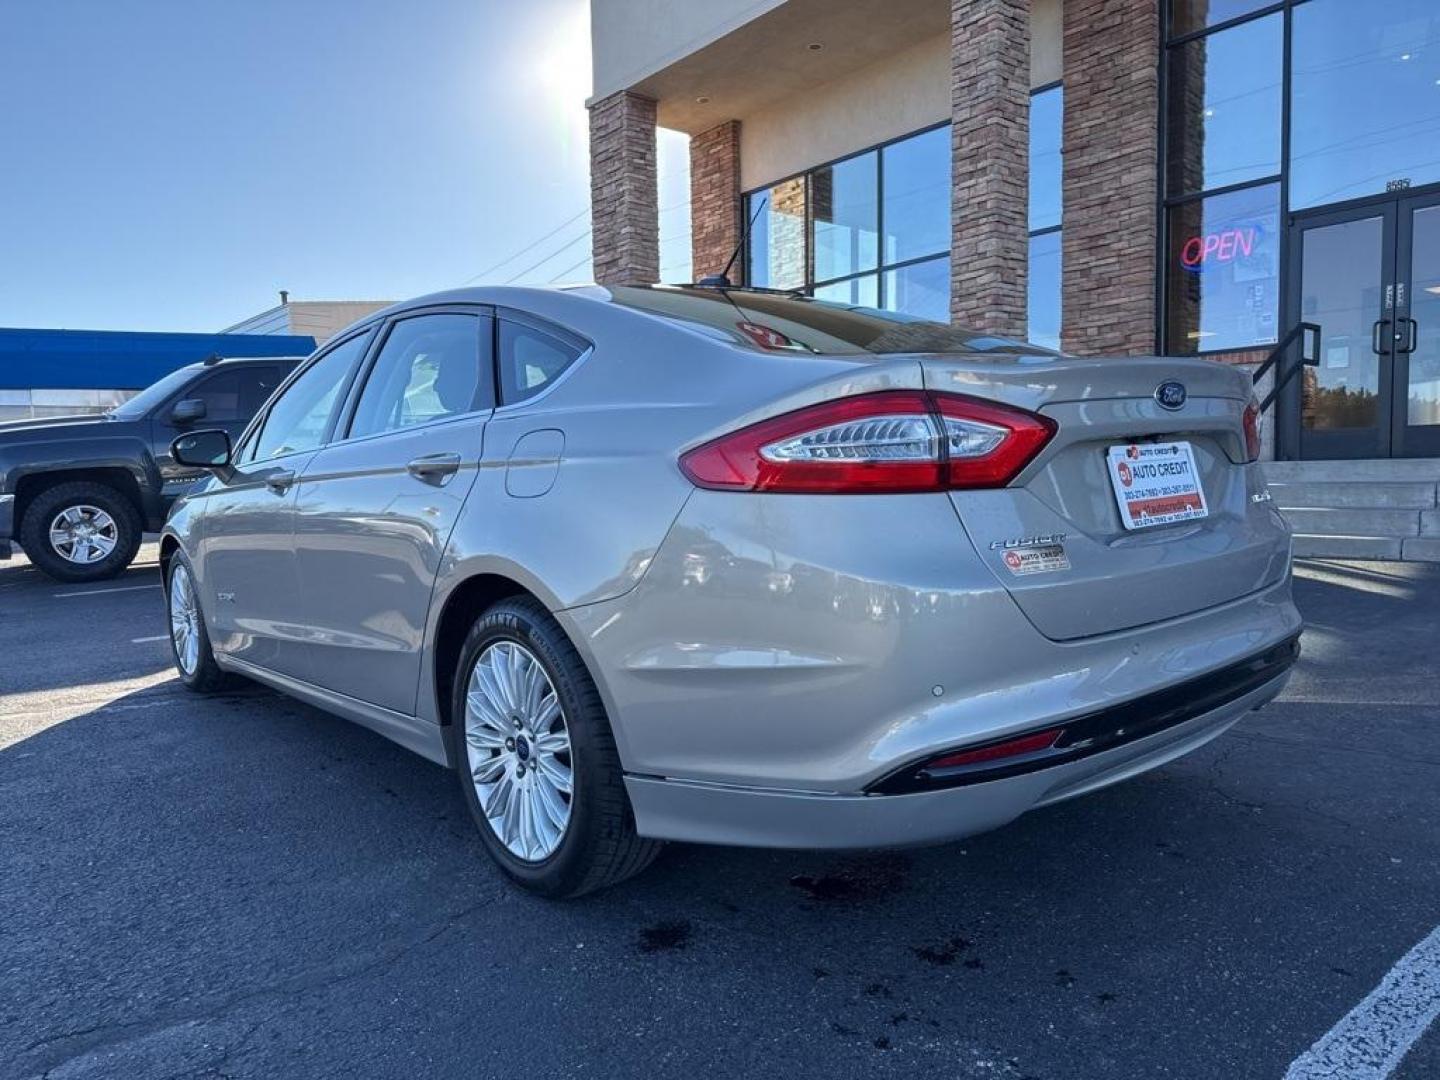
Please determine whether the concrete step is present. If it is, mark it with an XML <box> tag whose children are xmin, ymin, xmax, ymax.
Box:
<box><xmin>1267</xmin><ymin>480</ymin><xmax>1437</xmax><ymax>510</ymax></box>
<box><xmin>1280</xmin><ymin>508</ymin><xmax>1422</xmax><ymax>537</ymax></box>
<box><xmin>1262</xmin><ymin>458</ymin><xmax>1440</xmax><ymax>483</ymax></box>
<box><xmin>1401</xmin><ymin>537</ymin><xmax>1440</xmax><ymax>562</ymax></box>
<box><xmin>1292</xmin><ymin>535</ymin><xmax>1405</xmax><ymax>559</ymax></box>
<box><xmin>1422</xmin><ymin>509</ymin><xmax>1440</xmax><ymax>537</ymax></box>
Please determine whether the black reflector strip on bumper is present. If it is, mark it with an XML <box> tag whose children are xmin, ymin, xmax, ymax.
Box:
<box><xmin>866</xmin><ymin>634</ymin><xmax>1301</xmax><ymax>795</ymax></box>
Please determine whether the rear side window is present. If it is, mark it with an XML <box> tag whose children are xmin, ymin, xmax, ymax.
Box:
<box><xmin>185</xmin><ymin>366</ymin><xmax>282</xmax><ymax>422</ymax></box>
<box><xmin>498</xmin><ymin>319</ymin><xmax>583</xmax><ymax>405</ymax></box>
<box><xmin>348</xmin><ymin>313</ymin><xmax>492</xmax><ymax>439</ymax></box>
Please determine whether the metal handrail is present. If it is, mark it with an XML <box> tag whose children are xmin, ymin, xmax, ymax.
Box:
<box><xmin>1253</xmin><ymin>321</ymin><xmax>1320</xmax><ymax>413</ymax></box>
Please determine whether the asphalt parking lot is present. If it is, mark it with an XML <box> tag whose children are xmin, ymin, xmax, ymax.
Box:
<box><xmin>2</xmin><ymin>545</ymin><xmax>1437</xmax><ymax>1079</ymax></box>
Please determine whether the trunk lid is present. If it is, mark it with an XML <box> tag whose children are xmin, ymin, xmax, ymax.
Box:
<box><xmin>921</xmin><ymin>353</ymin><xmax>1289</xmax><ymax>641</ymax></box>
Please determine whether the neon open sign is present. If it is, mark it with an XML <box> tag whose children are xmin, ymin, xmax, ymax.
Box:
<box><xmin>1179</xmin><ymin>227</ymin><xmax>1257</xmax><ymax>271</ymax></box>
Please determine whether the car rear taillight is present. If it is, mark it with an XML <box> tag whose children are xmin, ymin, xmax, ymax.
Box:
<box><xmin>679</xmin><ymin>391</ymin><xmax>1056</xmax><ymax>494</ymax></box>
<box><xmin>1242</xmin><ymin>397</ymin><xmax>1262</xmax><ymax>463</ymax></box>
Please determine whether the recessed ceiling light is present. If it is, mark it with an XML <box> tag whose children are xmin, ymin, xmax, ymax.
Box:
<box><xmin>807</xmin><ymin>42</ymin><xmax>824</xmax><ymax>51</ymax></box>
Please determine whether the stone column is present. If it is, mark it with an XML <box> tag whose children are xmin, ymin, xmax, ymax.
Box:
<box><xmin>950</xmin><ymin>0</ymin><xmax>1030</xmax><ymax>338</ymax></box>
<box><xmin>588</xmin><ymin>91</ymin><xmax>659</xmax><ymax>285</ymax></box>
<box><xmin>1061</xmin><ymin>0</ymin><xmax>1161</xmax><ymax>355</ymax></box>
<box><xmin>690</xmin><ymin>120</ymin><xmax>742</xmax><ymax>281</ymax></box>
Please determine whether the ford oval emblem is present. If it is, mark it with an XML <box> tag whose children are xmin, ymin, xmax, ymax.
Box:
<box><xmin>1155</xmin><ymin>381</ymin><xmax>1187</xmax><ymax>411</ymax></box>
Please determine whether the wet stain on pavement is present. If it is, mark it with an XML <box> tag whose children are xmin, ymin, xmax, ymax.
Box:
<box><xmin>789</xmin><ymin>854</ymin><xmax>909</xmax><ymax>904</ymax></box>
<box><xmin>636</xmin><ymin>920</ymin><xmax>692</xmax><ymax>953</ymax></box>
<box><xmin>911</xmin><ymin>936</ymin><xmax>969</xmax><ymax>966</ymax></box>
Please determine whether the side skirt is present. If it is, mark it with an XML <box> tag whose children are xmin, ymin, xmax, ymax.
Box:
<box><xmin>218</xmin><ymin>655</ymin><xmax>451</xmax><ymax>768</ymax></box>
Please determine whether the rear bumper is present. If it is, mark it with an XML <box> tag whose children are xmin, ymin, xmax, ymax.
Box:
<box><xmin>625</xmin><ymin>666</ymin><xmax>1290</xmax><ymax>849</ymax></box>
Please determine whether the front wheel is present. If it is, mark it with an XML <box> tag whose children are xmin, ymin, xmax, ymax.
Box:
<box><xmin>449</xmin><ymin>597</ymin><xmax>661</xmax><ymax>897</ymax></box>
<box><xmin>18</xmin><ymin>481</ymin><xmax>143</xmax><ymax>583</ymax></box>
<box><xmin>166</xmin><ymin>552</ymin><xmax>230</xmax><ymax>693</ymax></box>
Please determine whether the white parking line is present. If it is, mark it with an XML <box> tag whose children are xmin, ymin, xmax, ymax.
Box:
<box><xmin>131</xmin><ymin>634</ymin><xmax>169</xmax><ymax>643</ymax></box>
<box><xmin>54</xmin><ymin>584</ymin><xmax>159</xmax><ymax>598</ymax></box>
<box><xmin>1285</xmin><ymin>924</ymin><xmax>1440</xmax><ymax>1080</ymax></box>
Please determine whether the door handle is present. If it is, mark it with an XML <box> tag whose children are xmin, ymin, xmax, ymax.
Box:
<box><xmin>1372</xmin><ymin>318</ymin><xmax>1391</xmax><ymax>355</ymax></box>
<box><xmin>265</xmin><ymin>469</ymin><xmax>296</xmax><ymax>493</ymax></box>
<box><xmin>1398</xmin><ymin>317</ymin><xmax>1418</xmax><ymax>354</ymax></box>
<box><xmin>407</xmin><ymin>452</ymin><xmax>462</xmax><ymax>485</ymax></box>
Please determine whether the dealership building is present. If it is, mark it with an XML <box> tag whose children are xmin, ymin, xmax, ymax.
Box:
<box><xmin>586</xmin><ymin>0</ymin><xmax>1440</xmax><ymax>556</ymax></box>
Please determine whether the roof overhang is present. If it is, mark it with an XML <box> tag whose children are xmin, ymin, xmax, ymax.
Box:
<box><xmin>624</xmin><ymin>0</ymin><xmax>949</xmax><ymax>135</ymax></box>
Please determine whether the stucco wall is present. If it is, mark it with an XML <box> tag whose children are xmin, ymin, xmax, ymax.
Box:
<box><xmin>738</xmin><ymin>0</ymin><xmax>1062</xmax><ymax>190</ymax></box>
<box><xmin>591</xmin><ymin>0</ymin><xmax>787</xmax><ymax>103</ymax></box>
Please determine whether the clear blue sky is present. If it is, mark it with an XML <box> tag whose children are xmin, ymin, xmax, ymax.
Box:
<box><xmin>0</xmin><ymin>0</ymin><xmax>691</xmax><ymax>333</ymax></box>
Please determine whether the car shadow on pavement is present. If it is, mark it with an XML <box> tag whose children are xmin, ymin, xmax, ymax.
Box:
<box><xmin>3</xmin><ymin>560</ymin><xmax>1438</xmax><ymax>1079</ymax></box>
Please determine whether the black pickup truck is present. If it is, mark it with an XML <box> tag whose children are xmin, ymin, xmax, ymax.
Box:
<box><xmin>0</xmin><ymin>355</ymin><xmax>301</xmax><ymax>582</ymax></box>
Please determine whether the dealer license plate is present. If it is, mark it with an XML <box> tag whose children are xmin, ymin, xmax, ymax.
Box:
<box><xmin>1105</xmin><ymin>442</ymin><xmax>1208</xmax><ymax>530</ymax></box>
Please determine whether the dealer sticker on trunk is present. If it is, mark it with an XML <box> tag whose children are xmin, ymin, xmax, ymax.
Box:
<box><xmin>1106</xmin><ymin>441</ymin><xmax>1208</xmax><ymax>530</ymax></box>
<box><xmin>1001</xmin><ymin>543</ymin><xmax>1071</xmax><ymax>576</ymax></box>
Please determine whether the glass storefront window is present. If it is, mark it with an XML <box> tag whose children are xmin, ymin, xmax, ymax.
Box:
<box><xmin>1029</xmin><ymin>86</ymin><xmax>1062</xmax><ymax>232</ymax></box>
<box><xmin>1027</xmin><ymin>232</ymin><xmax>1062</xmax><ymax>351</ymax></box>
<box><xmin>746</xmin><ymin>126</ymin><xmax>950</xmax><ymax>317</ymax></box>
<box><xmin>746</xmin><ymin>177</ymin><xmax>807</xmax><ymax>291</ymax></box>
<box><xmin>1165</xmin><ymin>182</ymin><xmax>1280</xmax><ymax>353</ymax></box>
<box><xmin>1290</xmin><ymin>0</ymin><xmax>1440</xmax><ymax>210</ymax></box>
<box><xmin>811</xmin><ymin>152</ymin><xmax>878</xmax><ymax>283</ymax></box>
<box><xmin>881</xmin><ymin>126</ymin><xmax>950</xmax><ymax>265</ymax></box>
<box><xmin>814</xmin><ymin>273</ymin><xmax>878</xmax><ymax>308</ymax></box>
<box><xmin>1166</xmin><ymin>12</ymin><xmax>1282</xmax><ymax>197</ymax></box>
<box><xmin>1169</xmin><ymin>0</ymin><xmax>1277</xmax><ymax>38</ymax></box>
<box><xmin>883</xmin><ymin>257</ymin><xmax>949</xmax><ymax>322</ymax></box>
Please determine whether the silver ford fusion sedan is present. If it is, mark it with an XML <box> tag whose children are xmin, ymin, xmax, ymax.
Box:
<box><xmin>161</xmin><ymin>285</ymin><xmax>1300</xmax><ymax>897</ymax></box>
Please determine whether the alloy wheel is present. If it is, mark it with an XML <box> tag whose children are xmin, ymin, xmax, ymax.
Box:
<box><xmin>464</xmin><ymin>640</ymin><xmax>574</xmax><ymax>862</ymax></box>
<box><xmin>169</xmin><ymin>563</ymin><xmax>201</xmax><ymax>675</ymax></box>
<box><xmin>48</xmin><ymin>505</ymin><xmax>118</xmax><ymax>565</ymax></box>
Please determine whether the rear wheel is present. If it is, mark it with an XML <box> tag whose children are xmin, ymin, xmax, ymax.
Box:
<box><xmin>19</xmin><ymin>481</ymin><xmax>143</xmax><ymax>583</ymax></box>
<box><xmin>448</xmin><ymin>597</ymin><xmax>661</xmax><ymax>897</ymax></box>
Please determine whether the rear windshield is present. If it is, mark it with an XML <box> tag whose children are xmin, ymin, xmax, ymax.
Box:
<box><xmin>600</xmin><ymin>286</ymin><xmax>1060</xmax><ymax>357</ymax></box>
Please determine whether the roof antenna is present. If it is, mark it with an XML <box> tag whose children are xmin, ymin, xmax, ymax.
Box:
<box><xmin>698</xmin><ymin>197</ymin><xmax>766</xmax><ymax>288</ymax></box>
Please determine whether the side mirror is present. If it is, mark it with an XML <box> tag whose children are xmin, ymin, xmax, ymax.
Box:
<box><xmin>171</xmin><ymin>398</ymin><xmax>207</xmax><ymax>424</ymax></box>
<box><xmin>171</xmin><ymin>429</ymin><xmax>234</xmax><ymax>481</ymax></box>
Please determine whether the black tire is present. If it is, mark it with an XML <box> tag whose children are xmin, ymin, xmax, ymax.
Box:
<box><xmin>164</xmin><ymin>550</ymin><xmax>231</xmax><ymax>693</ymax></box>
<box><xmin>448</xmin><ymin>597</ymin><xmax>662</xmax><ymax>898</ymax></box>
<box><xmin>19</xmin><ymin>480</ymin><xmax>143</xmax><ymax>583</ymax></box>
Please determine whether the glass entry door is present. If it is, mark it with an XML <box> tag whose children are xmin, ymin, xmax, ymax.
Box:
<box><xmin>1286</xmin><ymin>192</ymin><xmax>1440</xmax><ymax>459</ymax></box>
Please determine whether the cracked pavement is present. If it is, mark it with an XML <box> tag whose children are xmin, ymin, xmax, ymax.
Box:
<box><xmin>2</xmin><ymin>546</ymin><xmax>1437</xmax><ymax>1078</ymax></box>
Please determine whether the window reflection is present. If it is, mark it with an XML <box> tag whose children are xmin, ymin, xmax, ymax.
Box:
<box><xmin>1166</xmin><ymin>13</ymin><xmax>1282</xmax><ymax>196</ymax></box>
<box><xmin>1169</xmin><ymin>0</ymin><xmax>1276</xmax><ymax>38</ymax></box>
<box><xmin>815</xmin><ymin>273</ymin><xmax>878</xmax><ymax>308</ymax></box>
<box><xmin>746</xmin><ymin>125</ymin><xmax>951</xmax><ymax>320</ymax></box>
<box><xmin>811</xmin><ymin>152</ymin><xmax>878</xmax><ymax>282</ymax></box>
<box><xmin>1029</xmin><ymin>87</ymin><xmax>1062</xmax><ymax>232</ymax></box>
<box><xmin>881</xmin><ymin>126</ymin><xmax>950</xmax><ymax>264</ymax></box>
<box><xmin>1290</xmin><ymin>0</ymin><xmax>1440</xmax><ymax>210</ymax></box>
<box><xmin>1027</xmin><ymin>233</ymin><xmax>1061</xmax><ymax>351</ymax></box>
<box><xmin>746</xmin><ymin>177</ymin><xmax>807</xmax><ymax>291</ymax></box>
<box><xmin>884</xmin><ymin>257</ymin><xmax>949</xmax><ymax>322</ymax></box>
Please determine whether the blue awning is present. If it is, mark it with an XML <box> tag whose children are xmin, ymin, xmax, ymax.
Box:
<box><xmin>0</xmin><ymin>328</ymin><xmax>317</xmax><ymax>390</ymax></box>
